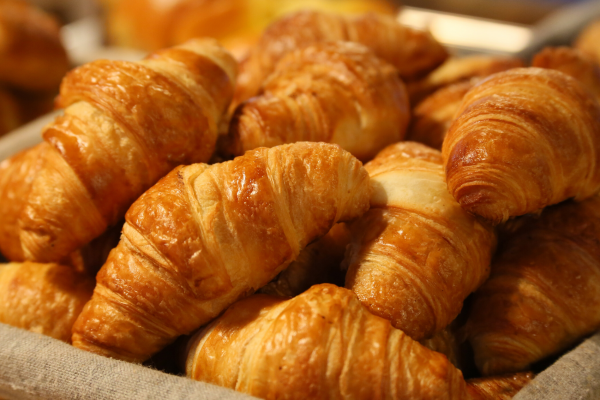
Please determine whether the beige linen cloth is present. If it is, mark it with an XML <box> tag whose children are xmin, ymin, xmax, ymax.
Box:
<box><xmin>1</xmin><ymin>322</ymin><xmax>599</xmax><ymax>399</ymax></box>
<box><xmin>0</xmin><ymin>323</ymin><xmax>257</xmax><ymax>400</ymax></box>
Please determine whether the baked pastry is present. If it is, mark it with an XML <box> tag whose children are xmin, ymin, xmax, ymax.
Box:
<box><xmin>186</xmin><ymin>284</ymin><xmax>469</xmax><ymax>400</ymax></box>
<box><xmin>406</xmin><ymin>55</ymin><xmax>524</xmax><ymax>106</ymax></box>
<box><xmin>575</xmin><ymin>19</ymin><xmax>600</xmax><ymax>66</ymax></box>
<box><xmin>259</xmin><ymin>222</ymin><xmax>350</xmax><ymax>297</ymax></box>
<box><xmin>467</xmin><ymin>372</ymin><xmax>534</xmax><ymax>400</ymax></box>
<box><xmin>532</xmin><ymin>46</ymin><xmax>600</xmax><ymax>101</ymax></box>
<box><xmin>0</xmin><ymin>261</ymin><xmax>94</xmax><ymax>342</ymax></box>
<box><xmin>0</xmin><ymin>38</ymin><xmax>237</xmax><ymax>263</ymax></box>
<box><xmin>442</xmin><ymin>67</ymin><xmax>600</xmax><ymax>224</ymax></box>
<box><xmin>466</xmin><ymin>195</ymin><xmax>600</xmax><ymax>375</ymax></box>
<box><xmin>234</xmin><ymin>10</ymin><xmax>448</xmax><ymax>108</ymax></box>
<box><xmin>407</xmin><ymin>80</ymin><xmax>475</xmax><ymax>150</ymax></box>
<box><xmin>72</xmin><ymin>142</ymin><xmax>371</xmax><ymax>363</ymax></box>
<box><xmin>101</xmin><ymin>0</ymin><xmax>397</xmax><ymax>55</ymax></box>
<box><xmin>0</xmin><ymin>0</ymin><xmax>69</xmax><ymax>91</ymax></box>
<box><xmin>344</xmin><ymin>141</ymin><xmax>496</xmax><ymax>340</ymax></box>
<box><xmin>222</xmin><ymin>41</ymin><xmax>410</xmax><ymax>161</ymax></box>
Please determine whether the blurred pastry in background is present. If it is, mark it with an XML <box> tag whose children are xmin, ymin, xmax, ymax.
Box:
<box><xmin>407</xmin><ymin>80</ymin><xmax>475</xmax><ymax>150</ymax></box>
<box><xmin>99</xmin><ymin>0</ymin><xmax>398</xmax><ymax>59</ymax></box>
<box><xmin>406</xmin><ymin>55</ymin><xmax>524</xmax><ymax>106</ymax></box>
<box><xmin>575</xmin><ymin>18</ymin><xmax>600</xmax><ymax>66</ymax></box>
<box><xmin>0</xmin><ymin>0</ymin><xmax>70</xmax><ymax>136</ymax></box>
<box><xmin>532</xmin><ymin>46</ymin><xmax>600</xmax><ymax>102</ymax></box>
<box><xmin>233</xmin><ymin>10</ymin><xmax>447</xmax><ymax>111</ymax></box>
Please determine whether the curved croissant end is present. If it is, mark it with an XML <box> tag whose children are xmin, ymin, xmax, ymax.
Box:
<box><xmin>443</xmin><ymin>67</ymin><xmax>600</xmax><ymax>224</ymax></box>
<box><xmin>72</xmin><ymin>142</ymin><xmax>370</xmax><ymax>362</ymax></box>
<box><xmin>0</xmin><ymin>261</ymin><xmax>94</xmax><ymax>342</ymax></box>
<box><xmin>0</xmin><ymin>38</ymin><xmax>237</xmax><ymax>263</ymax></box>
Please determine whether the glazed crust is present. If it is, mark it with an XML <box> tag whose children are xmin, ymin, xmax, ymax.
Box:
<box><xmin>344</xmin><ymin>142</ymin><xmax>496</xmax><ymax>340</ymax></box>
<box><xmin>223</xmin><ymin>41</ymin><xmax>410</xmax><ymax>161</ymax></box>
<box><xmin>467</xmin><ymin>372</ymin><xmax>534</xmax><ymax>400</ymax></box>
<box><xmin>234</xmin><ymin>10</ymin><xmax>447</xmax><ymax>108</ymax></box>
<box><xmin>442</xmin><ymin>67</ymin><xmax>600</xmax><ymax>224</ymax></box>
<box><xmin>0</xmin><ymin>0</ymin><xmax>69</xmax><ymax>91</ymax></box>
<box><xmin>0</xmin><ymin>262</ymin><xmax>94</xmax><ymax>342</ymax></box>
<box><xmin>0</xmin><ymin>39</ymin><xmax>237</xmax><ymax>263</ymax></box>
<box><xmin>467</xmin><ymin>196</ymin><xmax>600</xmax><ymax>375</ymax></box>
<box><xmin>71</xmin><ymin>142</ymin><xmax>371</xmax><ymax>363</ymax></box>
<box><xmin>186</xmin><ymin>284</ymin><xmax>469</xmax><ymax>400</ymax></box>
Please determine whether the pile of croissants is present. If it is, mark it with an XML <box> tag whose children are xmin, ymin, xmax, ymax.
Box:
<box><xmin>0</xmin><ymin>0</ymin><xmax>70</xmax><ymax>136</ymax></box>
<box><xmin>2</xmin><ymin>5</ymin><xmax>600</xmax><ymax>400</ymax></box>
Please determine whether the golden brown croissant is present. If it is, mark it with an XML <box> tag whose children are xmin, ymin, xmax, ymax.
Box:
<box><xmin>186</xmin><ymin>284</ymin><xmax>469</xmax><ymax>400</ymax></box>
<box><xmin>406</xmin><ymin>55</ymin><xmax>524</xmax><ymax>106</ymax></box>
<box><xmin>344</xmin><ymin>141</ymin><xmax>496</xmax><ymax>340</ymax></box>
<box><xmin>0</xmin><ymin>0</ymin><xmax>69</xmax><ymax>91</ymax></box>
<box><xmin>0</xmin><ymin>261</ymin><xmax>94</xmax><ymax>342</ymax></box>
<box><xmin>575</xmin><ymin>19</ymin><xmax>600</xmax><ymax>66</ymax></box>
<box><xmin>222</xmin><ymin>41</ymin><xmax>409</xmax><ymax>161</ymax></box>
<box><xmin>466</xmin><ymin>195</ymin><xmax>600</xmax><ymax>375</ymax></box>
<box><xmin>234</xmin><ymin>10</ymin><xmax>448</xmax><ymax>108</ymax></box>
<box><xmin>72</xmin><ymin>142</ymin><xmax>371</xmax><ymax>363</ymax></box>
<box><xmin>258</xmin><ymin>222</ymin><xmax>350</xmax><ymax>297</ymax></box>
<box><xmin>467</xmin><ymin>372</ymin><xmax>534</xmax><ymax>400</ymax></box>
<box><xmin>532</xmin><ymin>46</ymin><xmax>600</xmax><ymax>102</ymax></box>
<box><xmin>407</xmin><ymin>80</ymin><xmax>475</xmax><ymax>150</ymax></box>
<box><xmin>442</xmin><ymin>67</ymin><xmax>600</xmax><ymax>224</ymax></box>
<box><xmin>0</xmin><ymin>38</ymin><xmax>237</xmax><ymax>263</ymax></box>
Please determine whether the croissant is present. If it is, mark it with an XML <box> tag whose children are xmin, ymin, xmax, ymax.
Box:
<box><xmin>406</xmin><ymin>55</ymin><xmax>524</xmax><ymax>106</ymax></box>
<box><xmin>467</xmin><ymin>372</ymin><xmax>534</xmax><ymax>400</ymax></box>
<box><xmin>258</xmin><ymin>222</ymin><xmax>350</xmax><ymax>297</ymax></box>
<box><xmin>532</xmin><ymin>46</ymin><xmax>600</xmax><ymax>101</ymax></box>
<box><xmin>575</xmin><ymin>19</ymin><xmax>600</xmax><ymax>66</ymax></box>
<box><xmin>442</xmin><ymin>67</ymin><xmax>600</xmax><ymax>224</ymax></box>
<box><xmin>234</xmin><ymin>10</ymin><xmax>448</xmax><ymax>108</ymax></box>
<box><xmin>185</xmin><ymin>283</ymin><xmax>469</xmax><ymax>400</ymax></box>
<box><xmin>0</xmin><ymin>261</ymin><xmax>94</xmax><ymax>342</ymax></box>
<box><xmin>466</xmin><ymin>195</ymin><xmax>600</xmax><ymax>375</ymax></box>
<box><xmin>0</xmin><ymin>0</ymin><xmax>69</xmax><ymax>91</ymax></box>
<box><xmin>407</xmin><ymin>80</ymin><xmax>475</xmax><ymax>150</ymax></box>
<box><xmin>344</xmin><ymin>141</ymin><xmax>496</xmax><ymax>340</ymax></box>
<box><xmin>71</xmin><ymin>142</ymin><xmax>371</xmax><ymax>362</ymax></box>
<box><xmin>0</xmin><ymin>38</ymin><xmax>237</xmax><ymax>263</ymax></box>
<box><xmin>222</xmin><ymin>41</ymin><xmax>410</xmax><ymax>161</ymax></box>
